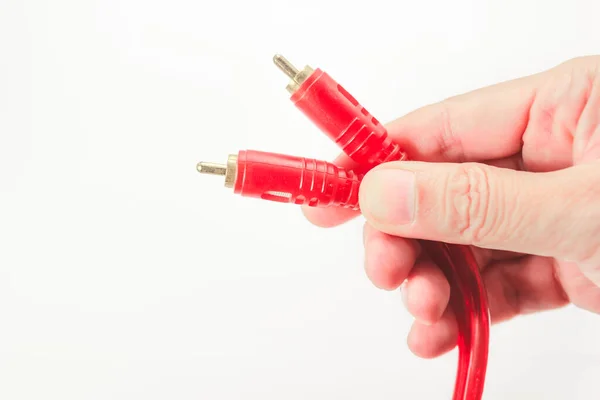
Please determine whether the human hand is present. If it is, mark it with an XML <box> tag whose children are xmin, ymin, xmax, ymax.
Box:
<box><xmin>303</xmin><ymin>56</ymin><xmax>600</xmax><ymax>358</ymax></box>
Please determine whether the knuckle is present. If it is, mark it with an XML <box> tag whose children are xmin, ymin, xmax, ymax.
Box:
<box><xmin>442</xmin><ymin>164</ymin><xmax>500</xmax><ymax>245</ymax></box>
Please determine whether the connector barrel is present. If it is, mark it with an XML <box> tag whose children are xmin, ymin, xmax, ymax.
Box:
<box><xmin>233</xmin><ymin>150</ymin><xmax>360</xmax><ymax>209</ymax></box>
<box><xmin>290</xmin><ymin>69</ymin><xmax>406</xmax><ymax>173</ymax></box>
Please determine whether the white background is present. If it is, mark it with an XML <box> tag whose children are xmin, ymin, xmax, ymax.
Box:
<box><xmin>1</xmin><ymin>1</ymin><xmax>600</xmax><ymax>399</ymax></box>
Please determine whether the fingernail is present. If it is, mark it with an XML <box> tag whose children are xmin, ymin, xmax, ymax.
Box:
<box><xmin>361</xmin><ymin>169</ymin><xmax>416</xmax><ymax>225</ymax></box>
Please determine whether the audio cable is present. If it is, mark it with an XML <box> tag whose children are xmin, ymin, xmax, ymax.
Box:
<box><xmin>197</xmin><ymin>55</ymin><xmax>490</xmax><ymax>400</ymax></box>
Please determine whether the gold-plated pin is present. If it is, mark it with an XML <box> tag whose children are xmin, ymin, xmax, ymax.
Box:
<box><xmin>273</xmin><ymin>54</ymin><xmax>299</xmax><ymax>80</ymax></box>
<box><xmin>272</xmin><ymin>54</ymin><xmax>314</xmax><ymax>94</ymax></box>
<box><xmin>196</xmin><ymin>162</ymin><xmax>226</xmax><ymax>175</ymax></box>
<box><xmin>196</xmin><ymin>154</ymin><xmax>238</xmax><ymax>188</ymax></box>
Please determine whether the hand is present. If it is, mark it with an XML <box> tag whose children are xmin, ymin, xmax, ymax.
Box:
<box><xmin>303</xmin><ymin>56</ymin><xmax>600</xmax><ymax>358</ymax></box>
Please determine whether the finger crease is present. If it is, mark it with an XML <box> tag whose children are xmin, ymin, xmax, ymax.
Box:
<box><xmin>438</xmin><ymin>101</ymin><xmax>466</xmax><ymax>162</ymax></box>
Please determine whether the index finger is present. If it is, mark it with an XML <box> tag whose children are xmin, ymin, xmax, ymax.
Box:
<box><xmin>303</xmin><ymin>69</ymin><xmax>545</xmax><ymax>227</ymax></box>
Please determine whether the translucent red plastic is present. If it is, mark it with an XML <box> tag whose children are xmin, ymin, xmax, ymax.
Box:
<box><xmin>233</xmin><ymin>150</ymin><xmax>360</xmax><ymax>209</ymax></box>
<box><xmin>290</xmin><ymin>68</ymin><xmax>491</xmax><ymax>400</ymax></box>
<box><xmin>290</xmin><ymin>69</ymin><xmax>406</xmax><ymax>170</ymax></box>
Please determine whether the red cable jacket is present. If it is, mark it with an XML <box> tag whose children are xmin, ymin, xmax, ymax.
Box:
<box><xmin>289</xmin><ymin>68</ymin><xmax>491</xmax><ymax>400</ymax></box>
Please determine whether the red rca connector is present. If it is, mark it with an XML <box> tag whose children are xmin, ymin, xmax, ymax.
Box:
<box><xmin>197</xmin><ymin>55</ymin><xmax>490</xmax><ymax>400</ymax></box>
<box><xmin>273</xmin><ymin>54</ymin><xmax>406</xmax><ymax>174</ymax></box>
<box><xmin>197</xmin><ymin>150</ymin><xmax>360</xmax><ymax>209</ymax></box>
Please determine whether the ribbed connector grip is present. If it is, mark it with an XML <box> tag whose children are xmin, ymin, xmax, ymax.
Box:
<box><xmin>233</xmin><ymin>150</ymin><xmax>360</xmax><ymax>209</ymax></box>
<box><xmin>290</xmin><ymin>69</ymin><xmax>406</xmax><ymax>174</ymax></box>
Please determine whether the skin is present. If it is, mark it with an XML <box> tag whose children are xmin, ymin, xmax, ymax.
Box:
<box><xmin>303</xmin><ymin>56</ymin><xmax>600</xmax><ymax>358</ymax></box>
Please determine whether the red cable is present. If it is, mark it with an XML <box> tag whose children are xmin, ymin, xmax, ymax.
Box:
<box><xmin>201</xmin><ymin>149</ymin><xmax>489</xmax><ymax>399</ymax></box>
<box><xmin>285</xmin><ymin>61</ymin><xmax>491</xmax><ymax>400</ymax></box>
<box><xmin>198</xmin><ymin>56</ymin><xmax>491</xmax><ymax>399</ymax></box>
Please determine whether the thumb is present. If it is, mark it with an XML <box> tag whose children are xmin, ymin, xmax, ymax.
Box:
<box><xmin>358</xmin><ymin>161</ymin><xmax>600</xmax><ymax>264</ymax></box>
